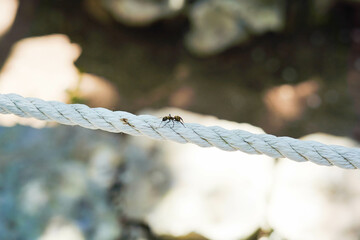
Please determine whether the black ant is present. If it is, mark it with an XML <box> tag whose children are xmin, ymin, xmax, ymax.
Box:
<box><xmin>160</xmin><ymin>114</ymin><xmax>185</xmax><ymax>128</ymax></box>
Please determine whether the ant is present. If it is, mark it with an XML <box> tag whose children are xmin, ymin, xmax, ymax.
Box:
<box><xmin>160</xmin><ymin>114</ymin><xmax>185</xmax><ymax>128</ymax></box>
<box><xmin>120</xmin><ymin>118</ymin><xmax>135</xmax><ymax>128</ymax></box>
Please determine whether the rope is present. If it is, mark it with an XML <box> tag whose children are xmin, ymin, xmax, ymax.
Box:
<box><xmin>0</xmin><ymin>93</ymin><xmax>359</xmax><ymax>169</ymax></box>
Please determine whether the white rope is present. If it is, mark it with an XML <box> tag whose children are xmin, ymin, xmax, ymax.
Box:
<box><xmin>0</xmin><ymin>93</ymin><xmax>359</xmax><ymax>169</ymax></box>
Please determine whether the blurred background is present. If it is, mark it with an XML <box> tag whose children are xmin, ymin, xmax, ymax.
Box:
<box><xmin>0</xmin><ymin>0</ymin><xmax>359</xmax><ymax>137</ymax></box>
<box><xmin>0</xmin><ymin>0</ymin><xmax>360</xmax><ymax>240</ymax></box>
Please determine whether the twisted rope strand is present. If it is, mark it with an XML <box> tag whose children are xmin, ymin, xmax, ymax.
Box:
<box><xmin>1</xmin><ymin>93</ymin><xmax>359</xmax><ymax>169</ymax></box>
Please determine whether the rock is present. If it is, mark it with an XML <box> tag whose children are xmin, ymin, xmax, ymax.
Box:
<box><xmin>268</xmin><ymin>133</ymin><xmax>360</xmax><ymax>240</ymax></box>
<box><xmin>0</xmin><ymin>34</ymin><xmax>81</xmax><ymax>102</ymax></box>
<box><xmin>0</xmin><ymin>125</ymin><xmax>122</xmax><ymax>240</ymax></box>
<box><xmin>117</xmin><ymin>108</ymin><xmax>275</xmax><ymax>240</ymax></box>
<box><xmin>0</xmin><ymin>34</ymin><xmax>121</xmax><ymax>127</ymax></box>
<box><xmin>2</xmin><ymin>107</ymin><xmax>358</xmax><ymax>240</ymax></box>
<box><xmin>39</xmin><ymin>217</ymin><xmax>86</xmax><ymax>240</ymax></box>
<box><xmin>77</xmin><ymin>73</ymin><xmax>121</xmax><ymax>110</ymax></box>
<box><xmin>0</xmin><ymin>0</ymin><xmax>19</xmax><ymax>38</ymax></box>
<box><xmin>100</xmin><ymin>0</ymin><xmax>185</xmax><ymax>26</ymax></box>
<box><xmin>185</xmin><ymin>0</ymin><xmax>285</xmax><ymax>56</ymax></box>
<box><xmin>0</xmin><ymin>35</ymin><xmax>81</xmax><ymax>127</ymax></box>
<box><xmin>263</xmin><ymin>79</ymin><xmax>321</xmax><ymax>132</ymax></box>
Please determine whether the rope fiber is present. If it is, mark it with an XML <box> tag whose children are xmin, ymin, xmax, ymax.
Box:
<box><xmin>1</xmin><ymin>93</ymin><xmax>359</xmax><ymax>169</ymax></box>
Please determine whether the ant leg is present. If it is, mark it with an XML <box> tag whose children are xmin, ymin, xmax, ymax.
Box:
<box><xmin>180</xmin><ymin>121</ymin><xmax>186</xmax><ymax>127</ymax></box>
<box><xmin>163</xmin><ymin>120</ymin><xmax>170</xmax><ymax>128</ymax></box>
<box><xmin>159</xmin><ymin>119</ymin><xmax>167</xmax><ymax>128</ymax></box>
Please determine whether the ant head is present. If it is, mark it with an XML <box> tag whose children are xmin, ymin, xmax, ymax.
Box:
<box><xmin>162</xmin><ymin>117</ymin><xmax>168</xmax><ymax>121</ymax></box>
